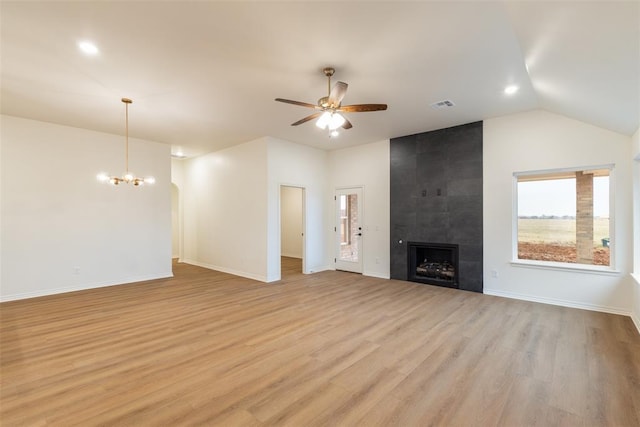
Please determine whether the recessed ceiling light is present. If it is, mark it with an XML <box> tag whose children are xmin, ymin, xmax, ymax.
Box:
<box><xmin>171</xmin><ymin>151</ymin><xmax>187</xmax><ymax>159</ymax></box>
<box><xmin>78</xmin><ymin>41</ymin><xmax>99</xmax><ymax>56</ymax></box>
<box><xmin>504</xmin><ymin>85</ymin><xmax>519</xmax><ymax>95</ymax></box>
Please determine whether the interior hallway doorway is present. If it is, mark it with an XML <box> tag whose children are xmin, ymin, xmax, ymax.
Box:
<box><xmin>280</xmin><ymin>185</ymin><xmax>305</xmax><ymax>279</ymax></box>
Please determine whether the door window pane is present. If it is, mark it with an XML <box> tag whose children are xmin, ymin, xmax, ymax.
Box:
<box><xmin>339</xmin><ymin>194</ymin><xmax>359</xmax><ymax>262</ymax></box>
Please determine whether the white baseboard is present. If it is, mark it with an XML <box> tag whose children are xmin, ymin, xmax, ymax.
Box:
<box><xmin>281</xmin><ymin>253</ymin><xmax>302</xmax><ymax>259</ymax></box>
<box><xmin>0</xmin><ymin>271</ymin><xmax>174</xmax><ymax>302</ymax></box>
<box><xmin>313</xmin><ymin>265</ymin><xmax>390</xmax><ymax>280</ymax></box>
<box><xmin>484</xmin><ymin>288</ymin><xmax>632</xmax><ymax>317</ymax></box>
<box><xmin>365</xmin><ymin>271</ymin><xmax>391</xmax><ymax>279</ymax></box>
<box><xmin>181</xmin><ymin>259</ymin><xmax>268</xmax><ymax>282</ymax></box>
<box><xmin>305</xmin><ymin>265</ymin><xmax>331</xmax><ymax>274</ymax></box>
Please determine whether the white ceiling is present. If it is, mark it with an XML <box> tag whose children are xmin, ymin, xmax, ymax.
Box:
<box><xmin>1</xmin><ymin>1</ymin><xmax>638</xmax><ymax>157</ymax></box>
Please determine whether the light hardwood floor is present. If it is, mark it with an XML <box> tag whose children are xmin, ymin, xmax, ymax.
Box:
<box><xmin>1</xmin><ymin>257</ymin><xmax>639</xmax><ymax>426</ymax></box>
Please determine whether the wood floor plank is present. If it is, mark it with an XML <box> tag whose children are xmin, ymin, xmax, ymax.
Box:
<box><xmin>1</xmin><ymin>257</ymin><xmax>639</xmax><ymax>426</ymax></box>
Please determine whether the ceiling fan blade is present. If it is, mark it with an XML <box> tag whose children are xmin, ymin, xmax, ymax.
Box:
<box><xmin>275</xmin><ymin>98</ymin><xmax>319</xmax><ymax>109</ymax></box>
<box><xmin>338</xmin><ymin>104</ymin><xmax>388</xmax><ymax>113</ymax></box>
<box><xmin>341</xmin><ymin>116</ymin><xmax>353</xmax><ymax>130</ymax></box>
<box><xmin>291</xmin><ymin>112</ymin><xmax>322</xmax><ymax>126</ymax></box>
<box><xmin>327</xmin><ymin>81</ymin><xmax>348</xmax><ymax>107</ymax></box>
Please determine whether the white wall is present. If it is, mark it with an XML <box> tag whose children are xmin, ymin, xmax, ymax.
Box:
<box><xmin>171</xmin><ymin>158</ymin><xmax>185</xmax><ymax>261</ymax></box>
<box><xmin>267</xmin><ymin>138</ymin><xmax>328</xmax><ymax>281</ymax></box>
<box><xmin>280</xmin><ymin>186</ymin><xmax>303</xmax><ymax>259</ymax></box>
<box><xmin>181</xmin><ymin>138</ymin><xmax>269</xmax><ymax>281</ymax></box>
<box><xmin>171</xmin><ymin>184</ymin><xmax>179</xmax><ymax>258</ymax></box>
<box><xmin>484</xmin><ymin>110</ymin><xmax>633</xmax><ymax>314</ymax></box>
<box><xmin>180</xmin><ymin>137</ymin><xmax>327</xmax><ymax>282</ymax></box>
<box><xmin>327</xmin><ymin>140</ymin><xmax>390</xmax><ymax>279</ymax></box>
<box><xmin>0</xmin><ymin>115</ymin><xmax>172</xmax><ymax>301</ymax></box>
<box><xmin>631</xmin><ymin>128</ymin><xmax>640</xmax><ymax>332</ymax></box>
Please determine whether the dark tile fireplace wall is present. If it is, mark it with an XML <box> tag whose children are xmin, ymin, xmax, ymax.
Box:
<box><xmin>390</xmin><ymin>121</ymin><xmax>483</xmax><ymax>293</ymax></box>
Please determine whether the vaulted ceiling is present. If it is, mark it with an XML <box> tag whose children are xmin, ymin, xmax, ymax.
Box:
<box><xmin>1</xmin><ymin>1</ymin><xmax>638</xmax><ymax>157</ymax></box>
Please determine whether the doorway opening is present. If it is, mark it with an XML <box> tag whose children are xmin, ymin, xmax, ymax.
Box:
<box><xmin>280</xmin><ymin>186</ymin><xmax>305</xmax><ymax>279</ymax></box>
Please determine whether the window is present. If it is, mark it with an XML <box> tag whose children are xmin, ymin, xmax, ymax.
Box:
<box><xmin>339</xmin><ymin>194</ymin><xmax>350</xmax><ymax>245</ymax></box>
<box><xmin>514</xmin><ymin>165</ymin><xmax>613</xmax><ymax>268</ymax></box>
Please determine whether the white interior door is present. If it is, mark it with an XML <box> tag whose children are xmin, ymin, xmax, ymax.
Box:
<box><xmin>335</xmin><ymin>187</ymin><xmax>363</xmax><ymax>273</ymax></box>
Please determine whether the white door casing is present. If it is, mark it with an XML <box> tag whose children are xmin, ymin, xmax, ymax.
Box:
<box><xmin>335</xmin><ymin>187</ymin><xmax>363</xmax><ymax>273</ymax></box>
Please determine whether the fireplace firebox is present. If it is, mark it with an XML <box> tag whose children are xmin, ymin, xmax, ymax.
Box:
<box><xmin>408</xmin><ymin>242</ymin><xmax>459</xmax><ymax>288</ymax></box>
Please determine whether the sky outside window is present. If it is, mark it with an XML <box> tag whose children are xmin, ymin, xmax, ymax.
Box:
<box><xmin>518</xmin><ymin>176</ymin><xmax>609</xmax><ymax>218</ymax></box>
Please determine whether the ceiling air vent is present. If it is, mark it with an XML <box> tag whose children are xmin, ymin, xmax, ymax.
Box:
<box><xmin>430</xmin><ymin>100</ymin><xmax>455</xmax><ymax>109</ymax></box>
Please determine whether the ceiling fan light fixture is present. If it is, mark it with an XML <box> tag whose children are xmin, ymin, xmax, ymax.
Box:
<box><xmin>328</xmin><ymin>113</ymin><xmax>345</xmax><ymax>130</ymax></box>
<box><xmin>316</xmin><ymin>111</ymin><xmax>332</xmax><ymax>129</ymax></box>
<box><xmin>316</xmin><ymin>111</ymin><xmax>345</xmax><ymax>130</ymax></box>
<box><xmin>276</xmin><ymin>67</ymin><xmax>387</xmax><ymax>134</ymax></box>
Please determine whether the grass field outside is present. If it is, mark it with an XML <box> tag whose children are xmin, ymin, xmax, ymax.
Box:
<box><xmin>517</xmin><ymin>218</ymin><xmax>610</xmax><ymax>266</ymax></box>
<box><xmin>518</xmin><ymin>218</ymin><xmax>609</xmax><ymax>246</ymax></box>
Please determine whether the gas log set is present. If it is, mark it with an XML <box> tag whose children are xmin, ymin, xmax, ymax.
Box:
<box><xmin>416</xmin><ymin>259</ymin><xmax>456</xmax><ymax>281</ymax></box>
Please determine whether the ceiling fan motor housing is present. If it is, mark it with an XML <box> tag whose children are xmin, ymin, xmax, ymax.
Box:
<box><xmin>318</xmin><ymin>96</ymin><xmax>330</xmax><ymax>108</ymax></box>
<box><xmin>322</xmin><ymin>67</ymin><xmax>335</xmax><ymax>77</ymax></box>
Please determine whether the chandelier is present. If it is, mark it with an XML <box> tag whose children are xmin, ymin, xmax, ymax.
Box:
<box><xmin>97</xmin><ymin>98</ymin><xmax>155</xmax><ymax>186</ymax></box>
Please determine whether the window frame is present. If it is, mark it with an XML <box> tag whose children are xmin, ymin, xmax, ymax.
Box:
<box><xmin>511</xmin><ymin>164</ymin><xmax>618</xmax><ymax>274</ymax></box>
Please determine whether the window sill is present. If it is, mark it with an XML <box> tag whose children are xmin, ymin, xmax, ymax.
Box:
<box><xmin>510</xmin><ymin>259</ymin><xmax>620</xmax><ymax>276</ymax></box>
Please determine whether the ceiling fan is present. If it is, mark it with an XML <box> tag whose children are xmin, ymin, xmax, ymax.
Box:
<box><xmin>275</xmin><ymin>67</ymin><xmax>387</xmax><ymax>137</ymax></box>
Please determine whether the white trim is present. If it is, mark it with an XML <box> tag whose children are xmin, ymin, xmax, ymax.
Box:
<box><xmin>510</xmin><ymin>260</ymin><xmax>620</xmax><ymax>275</ymax></box>
<box><xmin>513</xmin><ymin>163</ymin><xmax>615</xmax><ymax>178</ymax></box>
<box><xmin>512</xmin><ymin>163</ymin><xmax>616</xmax><ymax>270</ymax></box>
<box><xmin>484</xmin><ymin>288</ymin><xmax>631</xmax><ymax>317</ymax></box>
<box><xmin>334</xmin><ymin>186</ymin><xmax>365</xmax><ymax>274</ymax></box>
<box><xmin>365</xmin><ymin>272</ymin><xmax>391</xmax><ymax>279</ymax></box>
<box><xmin>0</xmin><ymin>271</ymin><xmax>174</xmax><ymax>302</ymax></box>
<box><xmin>632</xmin><ymin>273</ymin><xmax>640</xmax><ymax>335</ymax></box>
<box><xmin>305</xmin><ymin>264</ymin><xmax>332</xmax><ymax>274</ymax></box>
<box><xmin>632</xmin><ymin>312</ymin><xmax>640</xmax><ymax>336</ymax></box>
<box><xmin>181</xmin><ymin>259</ymin><xmax>268</xmax><ymax>282</ymax></box>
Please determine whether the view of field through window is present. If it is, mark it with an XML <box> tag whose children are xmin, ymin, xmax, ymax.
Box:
<box><xmin>517</xmin><ymin>172</ymin><xmax>610</xmax><ymax>266</ymax></box>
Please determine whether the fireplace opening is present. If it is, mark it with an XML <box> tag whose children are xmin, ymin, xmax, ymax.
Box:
<box><xmin>408</xmin><ymin>242</ymin><xmax>459</xmax><ymax>288</ymax></box>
